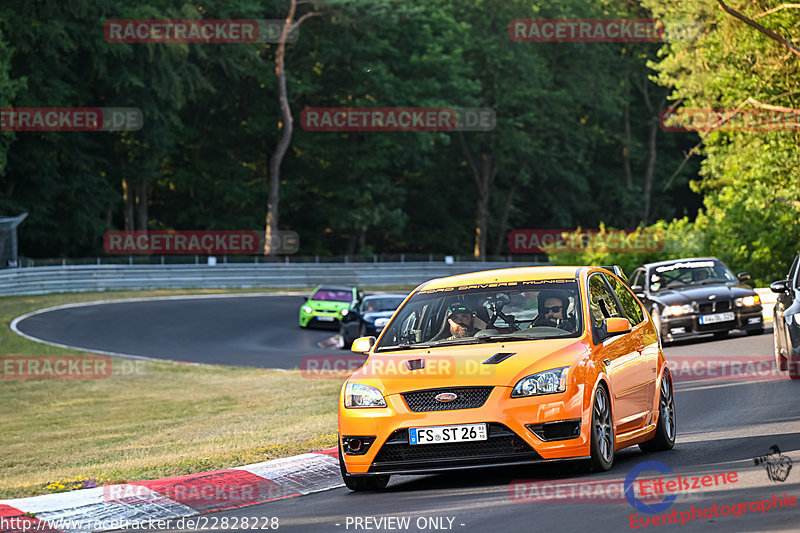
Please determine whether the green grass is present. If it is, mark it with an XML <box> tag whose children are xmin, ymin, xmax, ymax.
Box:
<box><xmin>0</xmin><ymin>287</ymin><xmax>410</xmax><ymax>500</ymax></box>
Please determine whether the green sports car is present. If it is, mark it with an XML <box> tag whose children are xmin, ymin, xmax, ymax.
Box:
<box><xmin>299</xmin><ymin>285</ymin><xmax>363</xmax><ymax>328</ymax></box>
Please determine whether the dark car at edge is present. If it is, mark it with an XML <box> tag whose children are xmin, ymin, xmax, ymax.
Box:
<box><xmin>629</xmin><ymin>257</ymin><xmax>763</xmax><ymax>343</ymax></box>
<box><xmin>339</xmin><ymin>294</ymin><xmax>407</xmax><ymax>348</ymax></box>
<box><xmin>771</xmin><ymin>251</ymin><xmax>800</xmax><ymax>379</ymax></box>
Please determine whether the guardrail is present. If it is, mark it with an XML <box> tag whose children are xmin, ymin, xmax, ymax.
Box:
<box><xmin>0</xmin><ymin>262</ymin><xmax>547</xmax><ymax>297</ymax></box>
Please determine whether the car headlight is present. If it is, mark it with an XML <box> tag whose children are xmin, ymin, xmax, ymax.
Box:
<box><xmin>341</xmin><ymin>309</ymin><xmax>349</xmax><ymax>316</ymax></box>
<box><xmin>735</xmin><ymin>295</ymin><xmax>761</xmax><ymax>307</ymax></box>
<box><xmin>344</xmin><ymin>383</ymin><xmax>386</xmax><ymax>408</ymax></box>
<box><xmin>662</xmin><ymin>304</ymin><xmax>693</xmax><ymax>317</ymax></box>
<box><xmin>511</xmin><ymin>367</ymin><xmax>569</xmax><ymax>398</ymax></box>
<box><xmin>302</xmin><ymin>305</ymin><xmax>313</xmax><ymax>314</ymax></box>
<box><xmin>374</xmin><ymin>318</ymin><xmax>390</xmax><ymax>329</ymax></box>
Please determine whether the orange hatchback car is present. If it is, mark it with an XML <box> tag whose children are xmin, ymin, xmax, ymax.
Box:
<box><xmin>338</xmin><ymin>266</ymin><xmax>675</xmax><ymax>490</ymax></box>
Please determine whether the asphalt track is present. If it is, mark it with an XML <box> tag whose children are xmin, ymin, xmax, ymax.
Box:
<box><xmin>13</xmin><ymin>295</ymin><xmax>345</xmax><ymax>369</ymax></box>
<box><xmin>13</xmin><ymin>297</ymin><xmax>800</xmax><ymax>532</ymax></box>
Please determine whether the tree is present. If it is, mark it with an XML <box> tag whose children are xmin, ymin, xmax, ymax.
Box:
<box><xmin>642</xmin><ymin>0</ymin><xmax>800</xmax><ymax>282</ymax></box>
<box><xmin>265</xmin><ymin>0</ymin><xmax>331</xmax><ymax>254</ymax></box>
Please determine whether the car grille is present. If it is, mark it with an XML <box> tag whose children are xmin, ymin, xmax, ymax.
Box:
<box><xmin>698</xmin><ymin>300</ymin><xmax>731</xmax><ymax>314</ymax></box>
<box><xmin>369</xmin><ymin>423</ymin><xmax>540</xmax><ymax>472</ymax></box>
<box><xmin>401</xmin><ymin>387</ymin><xmax>493</xmax><ymax>412</ymax></box>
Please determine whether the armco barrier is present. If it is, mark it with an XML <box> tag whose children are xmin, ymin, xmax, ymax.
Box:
<box><xmin>0</xmin><ymin>262</ymin><xmax>546</xmax><ymax>297</ymax></box>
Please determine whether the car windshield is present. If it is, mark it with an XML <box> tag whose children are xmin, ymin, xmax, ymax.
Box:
<box><xmin>311</xmin><ymin>289</ymin><xmax>352</xmax><ymax>302</ymax></box>
<box><xmin>361</xmin><ymin>297</ymin><xmax>405</xmax><ymax>313</ymax></box>
<box><xmin>375</xmin><ymin>280</ymin><xmax>582</xmax><ymax>351</ymax></box>
<box><xmin>648</xmin><ymin>260</ymin><xmax>736</xmax><ymax>292</ymax></box>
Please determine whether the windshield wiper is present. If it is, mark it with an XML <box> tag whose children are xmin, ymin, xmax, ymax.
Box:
<box><xmin>477</xmin><ymin>334</ymin><xmax>535</xmax><ymax>342</ymax></box>
<box><xmin>376</xmin><ymin>342</ymin><xmax>433</xmax><ymax>352</ymax></box>
<box><xmin>378</xmin><ymin>334</ymin><xmax>538</xmax><ymax>351</ymax></box>
<box><xmin>433</xmin><ymin>335</ymin><xmax>535</xmax><ymax>345</ymax></box>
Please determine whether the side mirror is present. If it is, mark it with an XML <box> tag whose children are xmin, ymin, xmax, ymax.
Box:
<box><xmin>605</xmin><ymin>317</ymin><xmax>632</xmax><ymax>337</ymax></box>
<box><xmin>351</xmin><ymin>336</ymin><xmax>376</xmax><ymax>354</ymax></box>
<box><xmin>630</xmin><ymin>285</ymin><xmax>645</xmax><ymax>299</ymax></box>
<box><xmin>770</xmin><ymin>279</ymin><xmax>790</xmax><ymax>293</ymax></box>
<box><xmin>737</xmin><ymin>272</ymin><xmax>751</xmax><ymax>282</ymax></box>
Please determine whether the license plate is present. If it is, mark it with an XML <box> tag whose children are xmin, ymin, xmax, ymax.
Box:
<box><xmin>699</xmin><ymin>312</ymin><xmax>735</xmax><ymax>325</ymax></box>
<box><xmin>317</xmin><ymin>316</ymin><xmax>335</xmax><ymax>322</ymax></box>
<box><xmin>409</xmin><ymin>423</ymin><xmax>487</xmax><ymax>445</ymax></box>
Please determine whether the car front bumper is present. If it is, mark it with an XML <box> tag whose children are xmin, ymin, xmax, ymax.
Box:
<box><xmin>299</xmin><ymin>310</ymin><xmax>344</xmax><ymax>327</ymax></box>
<box><xmin>661</xmin><ymin>307</ymin><xmax>763</xmax><ymax>341</ymax></box>
<box><xmin>338</xmin><ymin>385</ymin><xmax>591</xmax><ymax>476</ymax></box>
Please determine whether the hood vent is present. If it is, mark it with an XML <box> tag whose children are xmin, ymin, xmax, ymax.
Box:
<box><xmin>483</xmin><ymin>352</ymin><xmax>516</xmax><ymax>365</ymax></box>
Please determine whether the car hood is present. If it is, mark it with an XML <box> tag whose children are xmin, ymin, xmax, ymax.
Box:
<box><xmin>349</xmin><ymin>337</ymin><xmax>590</xmax><ymax>394</ymax></box>
<box><xmin>652</xmin><ymin>283</ymin><xmax>756</xmax><ymax>305</ymax></box>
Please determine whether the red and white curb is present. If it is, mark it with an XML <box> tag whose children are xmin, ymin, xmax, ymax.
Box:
<box><xmin>0</xmin><ymin>450</ymin><xmax>341</xmax><ymax>533</ymax></box>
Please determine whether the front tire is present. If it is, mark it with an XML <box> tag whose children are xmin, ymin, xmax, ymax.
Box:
<box><xmin>789</xmin><ymin>355</ymin><xmax>800</xmax><ymax>380</ymax></box>
<box><xmin>339</xmin><ymin>326</ymin><xmax>353</xmax><ymax>350</ymax></box>
<box><xmin>639</xmin><ymin>370</ymin><xmax>676</xmax><ymax>452</ymax></box>
<box><xmin>775</xmin><ymin>332</ymin><xmax>788</xmax><ymax>371</ymax></box>
<box><xmin>339</xmin><ymin>443</ymin><xmax>390</xmax><ymax>491</ymax></box>
<box><xmin>589</xmin><ymin>384</ymin><xmax>614</xmax><ymax>472</ymax></box>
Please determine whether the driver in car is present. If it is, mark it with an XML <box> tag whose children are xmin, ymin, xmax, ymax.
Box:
<box><xmin>446</xmin><ymin>304</ymin><xmax>481</xmax><ymax>339</ymax></box>
<box><xmin>531</xmin><ymin>290</ymin><xmax>576</xmax><ymax>332</ymax></box>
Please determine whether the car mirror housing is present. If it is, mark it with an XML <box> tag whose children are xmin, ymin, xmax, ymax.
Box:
<box><xmin>351</xmin><ymin>336</ymin><xmax>376</xmax><ymax>354</ymax></box>
<box><xmin>770</xmin><ymin>279</ymin><xmax>790</xmax><ymax>293</ymax></box>
<box><xmin>605</xmin><ymin>317</ymin><xmax>632</xmax><ymax>336</ymax></box>
<box><xmin>737</xmin><ymin>271</ymin><xmax>751</xmax><ymax>282</ymax></box>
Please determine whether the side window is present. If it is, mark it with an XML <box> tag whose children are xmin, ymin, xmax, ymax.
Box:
<box><xmin>629</xmin><ymin>269</ymin><xmax>643</xmax><ymax>288</ymax></box>
<box><xmin>789</xmin><ymin>254</ymin><xmax>799</xmax><ymax>289</ymax></box>
<box><xmin>587</xmin><ymin>274</ymin><xmax>623</xmax><ymax>328</ymax></box>
<box><xmin>607</xmin><ymin>274</ymin><xmax>645</xmax><ymax>325</ymax></box>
